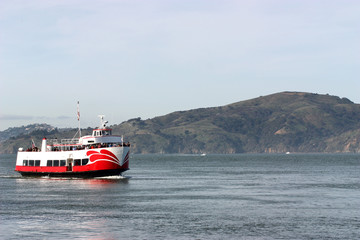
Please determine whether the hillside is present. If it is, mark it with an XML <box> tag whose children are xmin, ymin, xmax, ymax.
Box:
<box><xmin>111</xmin><ymin>92</ymin><xmax>360</xmax><ymax>153</ymax></box>
<box><xmin>0</xmin><ymin>127</ymin><xmax>93</xmax><ymax>154</ymax></box>
<box><xmin>1</xmin><ymin>92</ymin><xmax>360</xmax><ymax>154</ymax></box>
<box><xmin>0</xmin><ymin>124</ymin><xmax>55</xmax><ymax>142</ymax></box>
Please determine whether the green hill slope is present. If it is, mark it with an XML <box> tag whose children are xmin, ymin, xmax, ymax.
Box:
<box><xmin>1</xmin><ymin>92</ymin><xmax>360</xmax><ymax>154</ymax></box>
<box><xmin>111</xmin><ymin>92</ymin><xmax>360</xmax><ymax>153</ymax></box>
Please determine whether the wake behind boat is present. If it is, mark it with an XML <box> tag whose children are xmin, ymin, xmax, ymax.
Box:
<box><xmin>15</xmin><ymin>115</ymin><xmax>130</xmax><ymax>178</ymax></box>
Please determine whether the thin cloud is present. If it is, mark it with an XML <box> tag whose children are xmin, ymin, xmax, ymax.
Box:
<box><xmin>0</xmin><ymin>114</ymin><xmax>71</xmax><ymax>120</ymax></box>
<box><xmin>57</xmin><ymin>115</ymin><xmax>71</xmax><ymax>120</ymax></box>
<box><xmin>0</xmin><ymin>114</ymin><xmax>33</xmax><ymax>120</ymax></box>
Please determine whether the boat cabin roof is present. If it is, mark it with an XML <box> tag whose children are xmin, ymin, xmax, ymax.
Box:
<box><xmin>92</xmin><ymin>128</ymin><xmax>112</xmax><ymax>136</ymax></box>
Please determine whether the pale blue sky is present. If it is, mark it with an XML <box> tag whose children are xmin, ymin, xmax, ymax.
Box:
<box><xmin>1</xmin><ymin>0</ymin><xmax>359</xmax><ymax>130</ymax></box>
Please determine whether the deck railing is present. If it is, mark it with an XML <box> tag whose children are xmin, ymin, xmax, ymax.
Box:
<box><xmin>46</xmin><ymin>138</ymin><xmax>79</xmax><ymax>146</ymax></box>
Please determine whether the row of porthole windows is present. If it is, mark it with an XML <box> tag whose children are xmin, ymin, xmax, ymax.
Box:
<box><xmin>47</xmin><ymin>160</ymin><xmax>66</xmax><ymax>167</ymax></box>
<box><xmin>23</xmin><ymin>160</ymin><xmax>40</xmax><ymax>166</ymax></box>
<box><xmin>22</xmin><ymin>159</ymin><xmax>89</xmax><ymax>167</ymax></box>
<box><xmin>46</xmin><ymin>159</ymin><xmax>89</xmax><ymax>166</ymax></box>
<box><xmin>74</xmin><ymin>158</ymin><xmax>89</xmax><ymax>166</ymax></box>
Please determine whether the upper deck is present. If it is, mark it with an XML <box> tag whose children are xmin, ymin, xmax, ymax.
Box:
<box><xmin>19</xmin><ymin>115</ymin><xmax>130</xmax><ymax>152</ymax></box>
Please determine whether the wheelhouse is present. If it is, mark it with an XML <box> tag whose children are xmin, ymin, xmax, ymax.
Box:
<box><xmin>92</xmin><ymin>129</ymin><xmax>112</xmax><ymax>137</ymax></box>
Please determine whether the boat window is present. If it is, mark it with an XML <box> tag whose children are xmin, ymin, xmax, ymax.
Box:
<box><xmin>35</xmin><ymin>160</ymin><xmax>40</xmax><ymax>166</ymax></box>
<box><xmin>82</xmin><ymin>158</ymin><xmax>89</xmax><ymax>165</ymax></box>
<box><xmin>29</xmin><ymin>160</ymin><xmax>34</xmax><ymax>166</ymax></box>
<box><xmin>23</xmin><ymin>160</ymin><xmax>28</xmax><ymax>166</ymax></box>
<box><xmin>60</xmin><ymin>160</ymin><xmax>66</xmax><ymax>166</ymax></box>
<box><xmin>74</xmin><ymin>159</ymin><xmax>81</xmax><ymax>166</ymax></box>
<box><xmin>53</xmin><ymin>160</ymin><xmax>60</xmax><ymax>166</ymax></box>
<box><xmin>47</xmin><ymin>160</ymin><xmax>52</xmax><ymax>166</ymax></box>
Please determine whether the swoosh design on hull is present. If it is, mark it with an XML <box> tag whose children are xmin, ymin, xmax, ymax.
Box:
<box><xmin>86</xmin><ymin>149</ymin><xmax>121</xmax><ymax>165</ymax></box>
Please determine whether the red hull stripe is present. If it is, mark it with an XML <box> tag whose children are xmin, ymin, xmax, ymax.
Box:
<box><xmin>88</xmin><ymin>154</ymin><xmax>119</xmax><ymax>164</ymax></box>
<box><xmin>86</xmin><ymin>150</ymin><xmax>99</xmax><ymax>156</ymax></box>
<box><xmin>124</xmin><ymin>151</ymin><xmax>130</xmax><ymax>164</ymax></box>
<box><xmin>100</xmin><ymin>149</ymin><xmax>118</xmax><ymax>161</ymax></box>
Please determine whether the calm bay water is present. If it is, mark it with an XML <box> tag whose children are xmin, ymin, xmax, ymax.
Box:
<box><xmin>0</xmin><ymin>153</ymin><xmax>359</xmax><ymax>239</ymax></box>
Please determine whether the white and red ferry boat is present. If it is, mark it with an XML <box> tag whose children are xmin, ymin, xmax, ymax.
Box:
<box><xmin>15</xmin><ymin>115</ymin><xmax>130</xmax><ymax>178</ymax></box>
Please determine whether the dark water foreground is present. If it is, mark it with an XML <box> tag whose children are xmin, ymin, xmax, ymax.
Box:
<box><xmin>0</xmin><ymin>153</ymin><xmax>359</xmax><ymax>239</ymax></box>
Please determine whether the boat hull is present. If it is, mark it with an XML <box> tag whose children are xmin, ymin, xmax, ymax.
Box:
<box><xmin>15</xmin><ymin>147</ymin><xmax>130</xmax><ymax>178</ymax></box>
<box><xmin>17</xmin><ymin>168</ymin><xmax>128</xmax><ymax>178</ymax></box>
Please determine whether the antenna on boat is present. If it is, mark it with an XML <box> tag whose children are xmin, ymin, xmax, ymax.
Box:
<box><xmin>98</xmin><ymin>115</ymin><xmax>108</xmax><ymax>128</ymax></box>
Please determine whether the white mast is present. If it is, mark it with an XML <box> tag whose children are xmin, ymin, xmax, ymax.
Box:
<box><xmin>77</xmin><ymin>101</ymin><xmax>81</xmax><ymax>137</ymax></box>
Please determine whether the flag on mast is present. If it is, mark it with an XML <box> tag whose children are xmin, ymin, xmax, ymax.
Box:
<box><xmin>77</xmin><ymin>101</ymin><xmax>80</xmax><ymax>121</ymax></box>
